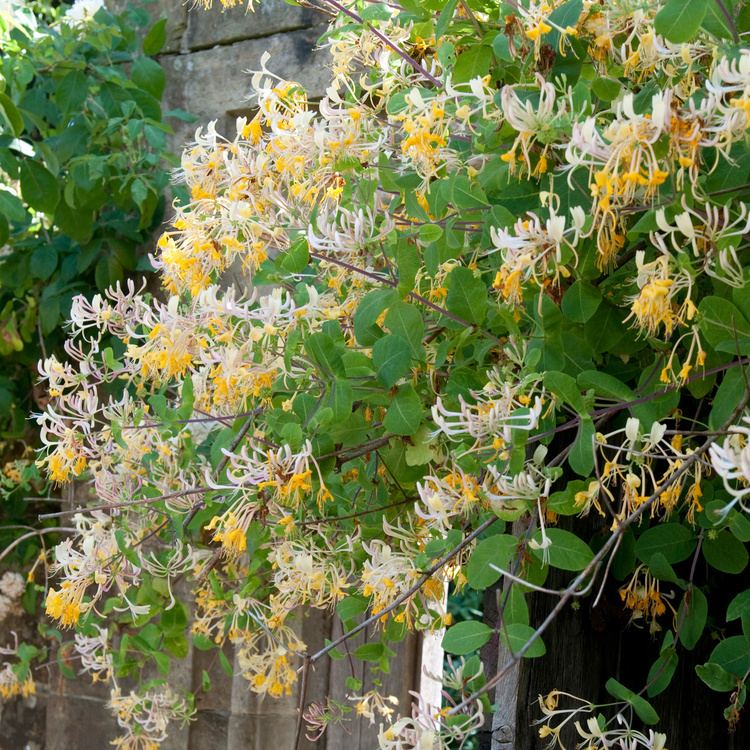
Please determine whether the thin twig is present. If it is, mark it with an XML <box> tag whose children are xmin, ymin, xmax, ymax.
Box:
<box><xmin>308</xmin><ymin>515</ymin><xmax>498</xmax><ymax>663</ymax></box>
<box><xmin>123</xmin><ymin>408</ymin><xmax>263</xmax><ymax>431</ymax></box>
<box><xmin>0</xmin><ymin>527</ymin><xmax>75</xmax><ymax>564</ymax></box>
<box><xmin>297</xmin><ymin>497</ymin><xmax>413</xmax><ymax>527</ymax></box>
<box><xmin>38</xmin><ymin>486</ymin><xmax>210</xmax><ymax>520</ymax></box>
<box><xmin>294</xmin><ymin>656</ymin><xmax>311</xmax><ymax>750</ymax></box>
<box><xmin>715</xmin><ymin>0</ymin><xmax>740</xmax><ymax>43</ymax></box>
<box><xmin>310</xmin><ymin>251</ymin><xmax>504</xmax><ymax>345</ymax></box>
<box><xmin>314</xmin><ymin>0</ymin><xmax>443</xmax><ymax>87</ymax></box>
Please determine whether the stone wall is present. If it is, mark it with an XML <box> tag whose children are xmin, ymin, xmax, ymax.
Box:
<box><xmin>152</xmin><ymin>0</ymin><xmax>332</xmax><ymax>149</ymax></box>
<box><xmin>0</xmin><ymin>3</ymin><xmax>428</xmax><ymax>749</ymax></box>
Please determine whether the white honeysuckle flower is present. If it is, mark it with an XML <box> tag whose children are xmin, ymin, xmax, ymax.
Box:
<box><xmin>651</xmin><ymin>199</ymin><xmax>749</xmax><ymax>287</ymax></box>
<box><xmin>432</xmin><ymin>392</ymin><xmax>542</xmax><ymax>447</ymax></box>
<box><xmin>63</xmin><ymin>0</ymin><xmax>104</xmax><ymax>27</ymax></box>
<box><xmin>625</xmin><ymin>417</ymin><xmax>641</xmax><ymax>444</ymax></box>
<box><xmin>709</xmin><ymin>417</ymin><xmax>750</xmax><ymax>511</ymax></box>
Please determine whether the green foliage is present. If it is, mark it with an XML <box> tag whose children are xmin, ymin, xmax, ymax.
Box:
<box><xmin>0</xmin><ymin>0</ymin><xmax>177</xmax><ymax>438</ymax></box>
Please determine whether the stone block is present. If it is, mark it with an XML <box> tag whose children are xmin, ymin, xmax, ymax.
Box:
<box><xmin>162</xmin><ymin>25</ymin><xmax>330</xmax><ymax>117</ymax></box>
<box><xmin>161</xmin><ymin>25</ymin><xmax>330</xmax><ymax>150</ymax></box>
<box><xmin>188</xmin><ymin>708</ymin><xmax>230</xmax><ymax>749</ymax></box>
<box><xmin>0</xmin><ymin>691</ymin><xmax>46</xmax><ymax>750</ymax></box>
<box><xmin>45</xmin><ymin>691</ymin><xmax>117</xmax><ymax>750</ymax></box>
<box><xmin>192</xmin><ymin>645</ymin><xmax>236</xmax><ymax>712</ymax></box>
<box><xmin>186</xmin><ymin>0</ymin><xmax>318</xmax><ymax>50</ymax></box>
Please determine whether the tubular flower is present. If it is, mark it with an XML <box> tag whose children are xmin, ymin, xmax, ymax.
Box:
<box><xmin>565</xmin><ymin>93</ymin><xmax>672</xmax><ymax>265</ymax></box>
<box><xmin>625</xmin><ymin>252</ymin><xmax>695</xmax><ymax>338</ymax></box>
<box><xmin>499</xmin><ymin>74</ymin><xmax>565</xmax><ymax>176</ymax></box>
<box><xmin>416</xmin><ymin>469</ymin><xmax>486</xmax><ymax>530</ymax></box>
<box><xmin>652</xmin><ymin>200</ymin><xmax>749</xmax><ymax>287</ymax></box>
<box><xmin>270</xmin><ymin>537</ymin><xmax>351</xmax><ymax>611</ymax></box>
<box><xmin>0</xmin><ymin>664</ymin><xmax>36</xmax><ymax>701</ymax></box>
<box><xmin>45</xmin><ymin>581</ymin><xmax>87</xmax><ymax>628</ymax></box>
<box><xmin>236</xmin><ymin>622</ymin><xmax>306</xmax><ymax>698</ymax></box>
<box><xmin>709</xmin><ymin>416</ymin><xmax>750</xmax><ymax>512</ymax></box>
<box><xmin>206</xmin><ymin>510</ymin><xmax>248</xmax><ymax>557</ymax></box>
<box><xmin>432</xmin><ymin>383</ymin><xmax>542</xmax><ymax>453</ymax></box>
<box><xmin>489</xmin><ymin>207</ymin><xmax>585</xmax><ymax>304</ymax></box>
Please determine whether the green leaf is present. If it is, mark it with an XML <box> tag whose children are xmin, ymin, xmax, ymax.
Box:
<box><xmin>354</xmin><ymin>642</ymin><xmax>389</xmax><ymax>661</ymax></box>
<box><xmin>499</xmin><ymin>623</ymin><xmax>546</xmax><ymax>658</ymax></box>
<box><xmin>0</xmin><ymin>93</ymin><xmax>24</xmax><ymax>136</ymax></box>
<box><xmin>452</xmin><ymin>45</ymin><xmax>490</xmax><ymax>83</ymax></box>
<box><xmin>396</xmin><ymin>240</ymin><xmax>420</xmax><ymax>295</ymax></box>
<box><xmin>466</xmin><ymin>534</ymin><xmax>517</xmax><ymax>590</ymax></box>
<box><xmin>405</xmin><ymin>425</ymin><xmax>437</xmax><ymax>466</ymax></box>
<box><xmin>577</xmin><ymin>370</ymin><xmax>636</xmax><ymax>403</ymax></box>
<box><xmin>19</xmin><ymin>161</ymin><xmax>60</xmax><ymax>214</ymax></box>
<box><xmin>655</xmin><ymin>0</ymin><xmax>709</xmax><ymax>43</ymax></box>
<box><xmin>702</xmin><ymin>0</ymin><xmax>737</xmax><ymax>37</ymax></box>
<box><xmin>54</xmin><ymin>71</ymin><xmax>88</xmax><ymax>114</ymax></box>
<box><xmin>491</xmin><ymin>32</ymin><xmax>512</xmax><ymax>62</ymax></box>
<box><xmin>39</xmin><ymin>296</ymin><xmax>60</xmax><ymax>335</ymax></box>
<box><xmin>327</xmin><ymin>379</ymin><xmax>353</xmax><ymax>421</ymax></box>
<box><xmin>337</xmin><ymin>595</ymin><xmax>368</xmax><ymax>624</ymax></box>
<box><xmin>605</xmin><ymin>678</ymin><xmax>660</xmax><ymax>725</ymax></box>
<box><xmin>591</xmin><ymin>77</ymin><xmax>622</xmax><ymax>102</ymax></box>
<box><xmin>709</xmin><ymin>636</ymin><xmax>750</xmax><ymax>677</ymax></box>
<box><xmin>435</xmin><ymin>0</ymin><xmax>458</xmax><ymax>38</ymax></box>
<box><xmin>306</xmin><ymin>332</ymin><xmax>344</xmax><ymax>376</ymax></box>
<box><xmin>418</xmin><ymin>224</ymin><xmax>443</xmax><ymax>244</ymax></box>
<box><xmin>383</xmin><ymin>384</ymin><xmax>423</xmax><ymax>436</ymax></box>
<box><xmin>114</xmin><ymin>530</ymin><xmax>140</xmax><ymax>567</ymax></box>
<box><xmin>30</xmin><ymin>246</ymin><xmax>58</xmax><ymax>280</ymax></box>
<box><xmin>55</xmin><ymin>200</ymin><xmax>93</xmax><ymax>243</ymax></box>
<box><xmin>442</xmin><ymin>621</ymin><xmax>492</xmax><ymax>655</ymax></box>
<box><xmin>530</xmin><ymin>528</ymin><xmax>594</xmax><ymax>571</ymax></box>
<box><xmin>218</xmin><ymin>648</ymin><xmax>233</xmax><ymax>676</ymax></box>
<box><xmin>696</xmin><ymin>662</ymin><xmax>737</xmax><ymax>692</ymax></box>
<box><xmin>446</xmin><ymin>267</ymin><xmax>488</xmax><ymax>325</ymax></box>
<box><xmin>544</xmin><ymin>371</ymin><xmax>587</xmax><ymax>413</ymax></box>
<box><xmin>647</xmin><ymin>647</ymin><xmax>678</xmax><ymax>697</ymax></box>
<box><xmin>561</xmin><ymin>280</ymin><xmax>602</xmax><ymax>323</ymax></box>
<box><xmin>678</xmin><ymin>587</ymin><xmax>708</xmax><ymax>651</ymax></box>
<box><xmin>280</xmin><ymin>236</ymin><xmax>309</xmax><ymax>273</ymax></box>
<box><xmin>569</xmin><ymin>416</ymin><xmax>595</xmax><ymax>477</ymax></box>
<box><xmin>385</xmin><ymin>302</ymin><xmax>424</xmax><ymax>358</ymax></box>
<box><xmin>647</xmin><ymin>552</ymin><xmax>685</xmax><ymax>586</ymax></box>
<box><xmin>547</xmin><ymin>0</ymin><xmax>584</xmax><ymax>47</ymax></box>
<box><xmin>373</xmin><ymin>334</ymin><xmax>412</xmax><ymax>387</ymax></box>
<box><xmin>547</xmin><ymin>479</ymin><xmax>591</xmax><ymax>516</ymax></box>
<box><xmin>143</xmin><ymin>18</ymin><xmax>168</xmax><ymax>55</ymax></box>
<box><xmin>703</xmin><ymin>530</ymin><xmax>749</xmax><ymax>574</ymax></box>
<box><xmin>450</xmin><ymin>175</ymin><xmax>489</xmax><ymax>210</ymax></box>
<box><xmin>505</xmin><ymin>586</ymin><xmax>530</xmax><ymax>626</ymax></box>
<box><xmin>704</xmin><ymin>141</ymin><xmax>750</xmax><ymax>197</ymax></box>
<box><xmin>354</xmin><ymin>289</ymin><xmax>397</xmax><ymax>346</ymax></box>
<box><xmin>709</xmin><ymin>368</ymin><xmax>746</xmax><ymax>431</ymax></box>
<box><xmin>0</xmin><ymin>189</ymin><xmax>27</xmax><ymax>223</ymax></box>
<box><xmin>636</xmin><ymin>523</ymin><xmax>696</xmax><ymax>565</ymax></box>
<box><xmin>161</xmin><ymin>600</ymin><xmax>188</xmax><ymax>633</ymax></box>
<box><xmin>728</xmin><ymin>590</ymin><xmax>750</xmax><ymax>622</ymax></box>
<box><xmin>698</xmin><ymin>296</ymin><xmax>750</xmax><ymax>353</ymax></box>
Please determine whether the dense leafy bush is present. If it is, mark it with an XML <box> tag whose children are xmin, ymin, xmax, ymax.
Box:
<box><xmin>0</xmin><ymin>0</ymin><xmax>178</xmax><ymax>706</ymax></box>
<box><xmin>0</xmin><ymin>0</ymin><xmax>176</xmax><ymax>437</ymax></box>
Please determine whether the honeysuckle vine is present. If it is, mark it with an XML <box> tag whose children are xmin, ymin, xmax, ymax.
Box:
<box><xmin>7</xmin><ymin>0</ymin><xmax>750</xmax><ymax>748</ymax></box>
